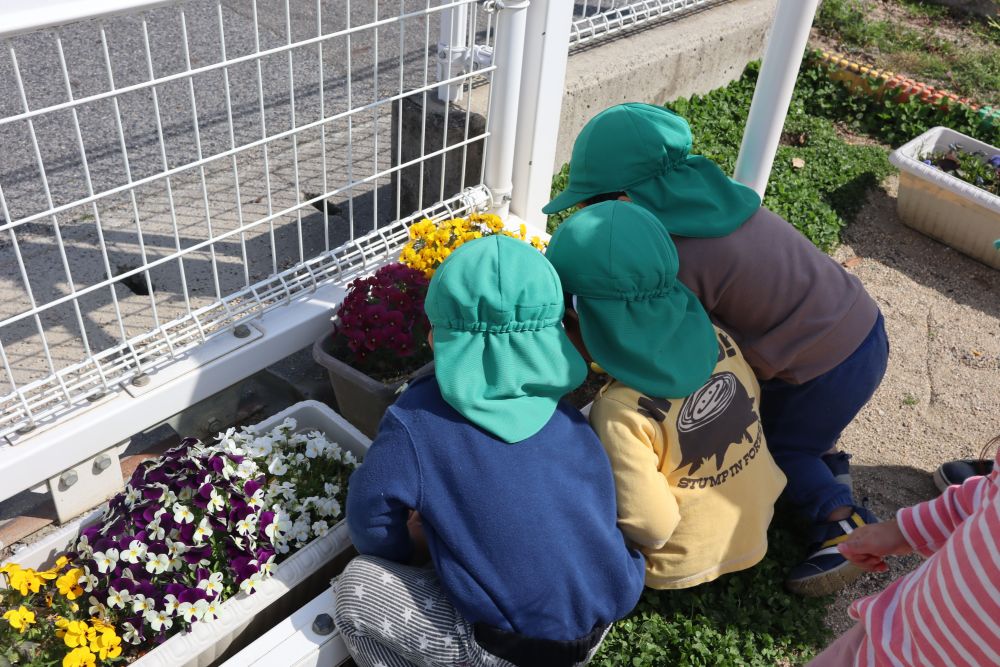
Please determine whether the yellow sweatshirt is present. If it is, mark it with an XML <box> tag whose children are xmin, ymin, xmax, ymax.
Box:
<box><xmin>589</xmin><ymin>327</ymin><xmax>786</xmax><ymax>589</ymax></box>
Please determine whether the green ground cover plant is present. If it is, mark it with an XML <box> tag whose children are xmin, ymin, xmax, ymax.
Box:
<box><xmin>549</xmin><ymin>63</ymin><xmax>894</xmax><ymax>253</ymax></box>
<box><xmin>590</xmin><ymin>518</ymin><xmax>830</xmax><ymax>666</ymax></box>
<box><xmin>814</xmin><ymin>0</ymin><xmax>1000</xmax><ymax>107</ymax></box>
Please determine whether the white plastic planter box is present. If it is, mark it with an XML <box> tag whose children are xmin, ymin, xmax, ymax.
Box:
<box><xmin>1</xmin><ymin>400</ymin><xmax>369</xmax><ymax>667</ymax></box>
<box><xmin>222</xmin><ymin>585</ymin><xmax>350</xmax><ymax>667</ymax></box>
<box><xmin>890</xmin><ymin>126</ymin><xmax>1000</xmax><ymax>270</ymax></box>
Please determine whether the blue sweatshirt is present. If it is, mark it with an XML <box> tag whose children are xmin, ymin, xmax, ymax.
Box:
<box><xmin>346</xmin><ymin>376</ymin><xmax>646</xmax><ymax>641</ymax></box>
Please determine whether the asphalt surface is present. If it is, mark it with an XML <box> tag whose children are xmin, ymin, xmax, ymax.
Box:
<box><xmin>0</xmin><ymin>0</ymin><xmax>494</xmax><ymax>389</ymax></box>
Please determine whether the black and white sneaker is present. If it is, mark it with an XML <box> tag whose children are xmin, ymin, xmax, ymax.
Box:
<box><xmin>933</xmin><ymin>459</ymin><xmax>994</xmax><ymax>493</ymax></box>
<box><xmin>786</xmin><ymin>505</ymin><xmax>878</xmax><ymax>597</ymax></box>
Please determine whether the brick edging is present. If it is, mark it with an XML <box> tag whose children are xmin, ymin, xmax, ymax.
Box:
<box><xmin>812</xmin><ymin>50</ymin><xmax>999</xmax><ymax>126</ymax></box>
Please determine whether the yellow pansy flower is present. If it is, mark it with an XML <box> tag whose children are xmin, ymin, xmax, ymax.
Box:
<box><xmin>87</xmin><ymin>624</ymin><xmax>123</xmax><ymax>660</ymax></box>
<box><xmin>3</xmin><ymin>605</ymin><xmax>36</xmax><ymax>633</ymax></box>
<box><xmin>56</xmin><ymin>568</ymin><xmax>84</xmax><ymax>600</ymax></box>
<box><xmin>56</xmin><ymin>617</ymin><xmax>90</xmax><ymax>648</ymax></box>
<box><xmin>0</xmin><ymin>563</ymin><xmax>45</xmax><ymax>595</ymax></box>
<box><xmin>63</xmin><ymin>647</ymin><xmax>97</xmax><ymax>667</ymax></box>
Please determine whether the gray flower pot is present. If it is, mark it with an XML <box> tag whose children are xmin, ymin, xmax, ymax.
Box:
<box><xmin>312</xmin><ymin>330</ymin><xmax>432</xmax><ymax>439</ymax></box>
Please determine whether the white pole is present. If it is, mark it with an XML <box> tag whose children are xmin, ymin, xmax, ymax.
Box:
<box><xmin>436</xmin><ymin>1</ymin><xmax>469</xmax><ymax>102</ymax></box>
<box><xmin>509</xmin><ymin>0</ymin><xmax>574</xmax><ymax>235</ymax></box>
<box><xmin>733</xmin><ymin>0</ymin><xmax>820</xmax><ymax>198</ymax></box>
<box><xmin>483</xmin><ymin>0</ymin><xmax>530</xmax><ymax>219</ymax></box>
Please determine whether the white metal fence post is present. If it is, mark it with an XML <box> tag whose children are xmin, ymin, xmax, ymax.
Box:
<box><xmin>482</xmin><ymin>0</ymin><xmax>530</xmax><ymax>219</ymax></box>
<box><xmin>510</xmin><ymin>0</ymin><xmax>573</xmax><ymax>234</ymax></box>
<box><xmin>733</xmin><ymin>0</ymin><xmax>820</xmax><ymax>197</ymax></box>
<box><xmin>436</xmin><ymin>1</ymin><xmax>469</xmax><ymax>102</ymax></box>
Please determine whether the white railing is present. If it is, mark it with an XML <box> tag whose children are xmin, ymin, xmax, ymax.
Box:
<box><xmin>570</xmin><ymin>0</ymin><xmax>729</xmax><ymax>45</ymax></box>
<box><xmin>0</xmin><ymin>0</ymin><xmax>525</xmax><ymax>506</ymax></box>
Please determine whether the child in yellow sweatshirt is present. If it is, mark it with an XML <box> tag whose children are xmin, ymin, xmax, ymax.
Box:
<box><xmin>546</xmin><ymin>201</ymin><xmax>787</xmax><ymax>589</ymax></box>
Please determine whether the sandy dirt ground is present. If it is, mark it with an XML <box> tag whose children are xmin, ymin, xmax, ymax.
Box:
<box><xmin>823</xmin><ymin>173</ymin><xmax>1000</xmax><ymax>636</ymax></box>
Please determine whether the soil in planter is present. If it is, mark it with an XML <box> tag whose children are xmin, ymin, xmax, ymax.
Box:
<box><xmin>325</xmin><ymin>335</ymin><xmax>433</xmax><ymax>385</ymax></box>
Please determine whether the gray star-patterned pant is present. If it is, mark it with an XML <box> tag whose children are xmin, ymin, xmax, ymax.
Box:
<box><xmin>332</xmin><ymin>555</ymin><xmax>514</xmax><ymax>667</ymax></box>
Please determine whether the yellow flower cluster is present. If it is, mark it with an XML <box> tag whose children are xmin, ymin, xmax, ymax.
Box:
<box><xmin>0</xmin><ymin>561</ymin><xmax>56</xmax><ymax>596</ymax></box>
<box><xmin>2</xmin><ymin>556</ymin><xmax>120</xmax><ymax>666</ymax></box>
<box><xmin>56</xmin><ymin>617</ymin><xmax>123</xmax><ymax>664</ymax></box>
<box><xmin>399</xmin><ymin>213</ymin><xmax>547</xmax><ymax>278</ymax></box>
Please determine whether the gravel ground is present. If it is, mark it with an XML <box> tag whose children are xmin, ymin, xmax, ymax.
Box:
<box><xmin>822</xmin><ymin>173</ymin><xmax>1000</xmax><ymax>637</ymax></box>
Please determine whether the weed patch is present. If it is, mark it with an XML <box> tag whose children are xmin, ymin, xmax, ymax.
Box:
<box><xmin>814</xmin><ymin>0</ymin><xmax>1000</xmax><ymax>106</ymax></box>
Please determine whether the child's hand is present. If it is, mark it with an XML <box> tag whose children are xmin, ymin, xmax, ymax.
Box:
<box><xmin>838</xmin><ymin>520</ymin><xmax>912</xmax><ymax>573</ymax></box>
<box><xmin>407</xmin><ymin>510</ymin><xmax>430</xmax><ymax>565</ymax></box>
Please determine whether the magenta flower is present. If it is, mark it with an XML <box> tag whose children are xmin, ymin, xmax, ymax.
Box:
<box><xmin>331</xmin><ymin>263</ymin><xmax>432</xmax><ymax>380</ymax></box>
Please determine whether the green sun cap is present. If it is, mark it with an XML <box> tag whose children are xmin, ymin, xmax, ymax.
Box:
<box><xmin>546</xmin><ymin>201</ymin><xmax>718</xmax><ymax>398</ymax></box>
<box><xmin>424</xmin><ymin>235</ymin><xmax>587</xmax><ymax>443</ymax></box>
<box><xmin>542</xmin><ymin>103</ymin><xmax>761</xmax><ymax>238</ymax></box>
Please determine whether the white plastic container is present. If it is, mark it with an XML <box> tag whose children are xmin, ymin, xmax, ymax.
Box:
<box><xmin>222</xmin><ymin>585</ymin><xmax>350</xmax><ymax>667</ymax></box>
<box><xmin>889</xmin><ymin>126</ymin><xmax>1000</xmax><ymax>270</ymax></box>
<box><xmin>1</xmin><ymin>401</ymin><xmax>369</xmax><ymax>667</ymax></box>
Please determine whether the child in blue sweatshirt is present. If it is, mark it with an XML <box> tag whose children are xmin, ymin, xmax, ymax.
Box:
<box><xmin>334</xmin><ymin>235</ymin><xmax>646</xmax><ymax>667</ymax></box>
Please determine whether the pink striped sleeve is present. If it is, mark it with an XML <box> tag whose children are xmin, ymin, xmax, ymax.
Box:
<box><xmin>897</xmin><ymin>460</ymin><xmax>997</xmax><ymax>557</ymax></box>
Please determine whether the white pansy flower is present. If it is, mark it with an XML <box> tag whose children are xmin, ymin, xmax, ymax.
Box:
<box><xmin>177</xmin><ymin>601</ymin><xmax>197</xmax><ymax>623</ymax></box>
<box><xmin>146</xmin><ymin>520</ymin><xmax>166</xmax><ymax>541</ymax></box>
<box><xmin>203</xmin><ymin>598</ymin><xmax>220</xmax><ymax>620</ymax></box>
<box><xmin>236</xmin><ymin>460</ymin><xmax>258</xmax><ymax>479</ymax></box>
<box><xmin>166</xmin><ymin>537</ymin><xmax>187</xmax><ymax>558</ymax></box>
<box><xmin>163</xmin><ymin>594</ymin><xmax>181</xmax><ymax>616</ymax></box>
<box><xmin>132</xmin><ymin>593</ymin><xmax>155</xmax><ymax>615</ymax></box>
<box><xmin>192</xmin><ymin>516</ymin><xmax>214</xmax><ymax>543</ymax></box>
<box><xmin>177</xmin><ymin>486</ymin><xmax>194</xmax><ymax>502</ymax></box>
<box><xmin>267</xmin><ymin>455</ymin><xmax>288</xmax><ymax>476</ymax></box>
<box><xmin>323</xmin><ymin>483</ymin><xmax>340</xmax><ymax>497</ymax></box>
<box><xmin>304</xmin><ymin>439</ymin><xmax>323</xmax><ymax>459</ymax></box>
<box><xmin>235</xmin><ymin>515</ymin><xmax>257</xmax><ymax>537</ymax></box>
<box><xmin>192</xmin><ymin>599</ymin><xmax>210</xmax><ymax>621</ymax></box>
<box><xmin>247</xmin><ymin>436</ymin><xmax>273</xmax><ymax>459</ymax></box>
<box><xmin>146</xmin><ymin>608</ymin><xmax>173</xmax><ymax>632</ymax></box>
<box><xmin>75</xmin><ymin>535</ymin><xmax>94</xmax><ymax>559</ymax></box>
<box><xmin>145</xmin><ymin>553</ymin><xmax>170</xmax><ymax>575</ymax></box>
<box><xmin>198</xmin><ymin>571</ymin><xmax>225</xmax><ymax>598</ymax></box>
<box><xmin>312</xmin><ymin>520</ymin><xmax>329</xmax><ymax>537</ymax></box>
<box><xmin>122</xmin><ymin>540</ymin><xmax>147</xmax><ymax>564</ymax></box>
<box><xmin>172</xmin><ymin>502</ymin><xmax>194</xmax><ymax>524</ymax></box>
<box><xmin>259</xmin><ymin>555</ymin><xmax>276</xmax><ymax>577</ymax></box>
<box><xmin>93</xmin><ymin>548</ymin><xmax>119</xmax><ymax>574</ymax></box>
<box><xmin>247</xmin><ymin>488</ymin><xmax>265</xmax><ymax>510</ymax></box>
<box><xmin>207</xmin><ymin>487</ymin><xmax>226</xmax><ymax>513</ymax></box>
<box><xmin>122</xmin><ymin>621</ymin><xmax>142</xmax><ymax>645</ymax></box>
<box><xmin>124</xmin><ymin>486</ymin><xmax>142</xmax><ymax>508</ymax></box>
<box><xmin>88</xmin><ymin>595</ymin><xmax>109</xmax><ymax>617</ymax></box>
<box><xmin>156</xmin><ymin>486</ymin><xmax>177</xmax><ymax>507</ymax></box>
<box><xmin>290</xmin><ymin>519</ymin><xmax>310</xmax><ymax>545</ymax></box>
<box><xmin>78</xmin><ymin>570</ymin><xmax>99</xmax><ymax>593</ymax></box>
<box><xmin>239</xmin><ymin>572</ymin><xmax>264</xmax><ymax>594</ymax></box>
<box><xmin>314</xmin><ymin>497</ymin><xmax>341</xmax><ymax>519</ymax></box>
<box><xmin>107</xmin><ymin>587</ymin><xmax>131</xmax><ymax>609</ymax></box>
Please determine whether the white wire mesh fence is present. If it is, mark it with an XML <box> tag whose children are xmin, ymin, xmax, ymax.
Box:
<box><xmin>0</xmin><ymin>0</ymin><xmax>497</xmax><ymax>441</ymax></box>
<box><xmin>570</xmin><ymin>0</ymin><xmax>729</xmax><ymax>44</ymax></box>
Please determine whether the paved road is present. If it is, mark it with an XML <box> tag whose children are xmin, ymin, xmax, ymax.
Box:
<box><xmin>0</xmin><ymin>0</ymin><xmax>493</xmax><ymax>389</ymax></box>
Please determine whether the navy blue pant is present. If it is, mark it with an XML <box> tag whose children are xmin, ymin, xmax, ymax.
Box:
<box><xmin>759</xmin><ymin>313</ymin><xmax>889</xmax><ymax>523</ymax></box>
